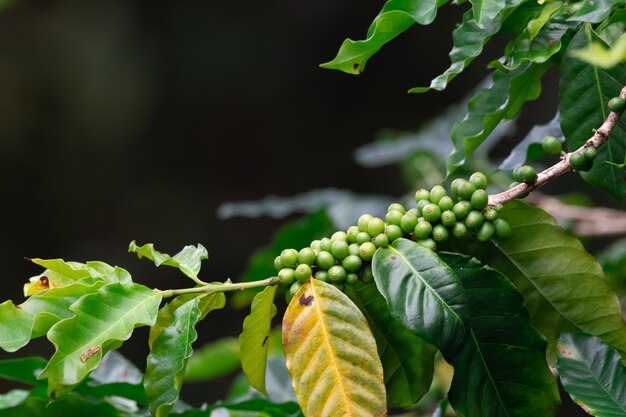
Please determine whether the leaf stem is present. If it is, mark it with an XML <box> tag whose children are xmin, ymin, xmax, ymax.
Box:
<box><xmin>158</xmin><ymin>276</ymin><xmax>279</xmax><ymax>298</ymax></box>
<box><xmin>488</xmin><ymin>84</ymin><xmax>626</xmax><ymax>206</ymax></box>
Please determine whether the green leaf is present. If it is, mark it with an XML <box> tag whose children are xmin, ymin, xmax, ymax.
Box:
<box><xmin>0</xmin><ymin>393</ymin><xmax>124</xmax><ymax>417</ymax></box>
<box><xmin>239</xmin><ymin>286</ymin><xmax>278</xmax><ymax>395</ymax></box>
<box><xmin>447</xmin><ymin>62</ymin><xmax>548</xmax><ymax>174</ymax></box>
<box><xmin>410</xmin><ymin>9</ymin><xmax>504</xmax><ymax>93</ymax></box>
<box><xmin>560</xmin><ymin>26</ymin><xmax>626</xmax><ymax>201</ymax></box>
<box><xmin>527</xmin><ymin>1</ymin><xmax>564</xmax><ymax>41</ymax></box>
<box><xmin>282</xmin><ymin>279</ymin><xmax>386</xmax><ymax>417</ymax></box>
<box><xmin>439</xmin><ymin>252</ymin><xmax>560</xmax><ymax>417</ymax></box>
<box><xmin>571</xmin><ymin>32</ymin><xmax>626</xmax><ymax>68</ymax></box>
<box><xmin>320</xmin><ymin>0</ymin><xmax>439</xmax><ymax>74</ymax></box>
<box><xmin>39</xmin><ymin>283</ymin><xmax>162</xmax><ymax>398</ymax></box>
<box><xmin>0</xmin><ymin>357</ymin><xmax>47</xmax><ymax>385</ymax></box>
<box><xmin>346</xmin><ymin>281</ymin><xmax>436</xmax><ymax>407</ymax></box>
<box><xmin>129</xmin><ymin>241</ymin><xmax>208</xmax><ymax>283</ymax></box>
<box><xmin>185</xmin><ymin>337</ymin><xmax>241</xmax><ymax>382</ymax></box>
<box><xmin>465</xmin><ymin>201</ymin><xmax>626</xmax><ymax>361</ymax></box>
<box><xmin>372</xmin><ymin>238</ymin><xmax>470</xmax><ymax>357</ymax></box>
<box><xmin>0</xmin><ymin>301</ymin><xmax>35</xmax><ymax>352</ymax></box>
<box><xmin>469</xmin><ymin>0</ymin><xmax>513</xmax><ymax>28</ymax></box>
<box><xmin>0</xmin><ymin>390</ymin><xmax>30</xmax><ymax>410</ymax></box>
<box><xmin>557</xmin><ymin>331</ymin><xmax>626</xmax><ymax>416</ymax></box>
<box><xmin>569</xmin><ymin>0</ymin><xmax>626</xmax><ymax>24</ymax></box>
<box><xmin>145</xmin><ymin>298</ymin><xmax>202</xmax><ymax>417</ymax></box>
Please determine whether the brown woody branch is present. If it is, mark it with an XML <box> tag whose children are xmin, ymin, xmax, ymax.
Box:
<box><xmin>488</xmin><ymin>85</ymin><xmax>626</xmax><ymax>207</ymax></box>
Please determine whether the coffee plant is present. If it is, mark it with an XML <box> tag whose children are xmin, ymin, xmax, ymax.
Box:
<box><xmin>2</xmin><ymin>0</ymin><xmax>626</xmax><ymax>416</ymax></box>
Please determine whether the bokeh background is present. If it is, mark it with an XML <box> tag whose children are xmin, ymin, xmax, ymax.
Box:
<box><xmin>0</xmin><ymin>1</ymin><xmax>604</xmax><ymax>415</ymax></box>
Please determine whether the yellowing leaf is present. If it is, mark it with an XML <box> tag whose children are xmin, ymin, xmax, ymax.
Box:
<box><xmin>282</xmin><ymin>280</ymin><xmax>386</xmax><ymax>417</ymax></box>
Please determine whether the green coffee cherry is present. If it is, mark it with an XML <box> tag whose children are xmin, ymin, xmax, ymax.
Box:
<box><xmin>438</xmin><ymin>196</ymin><xmax>454</xmax><ymax>212</ymax></box>
<box><xmin>310</xmin><ymin>240</ymin><xmax>321</xmax><ymax>251</ymax></box>
<box><xmin>298</xmin><ymin>248</ymin><xmax>317</xmax><ymax>266</ymax></box>
<box><xmin>361</xmin><ymin>265</ymin><xmax>374</xmax><ymax>284</ymax></box>
<box><xmin>356</xmin><ymin>232</ymin><xmax>372</xmax><ymax>245</ymax></box>
<box><xmin>494</xmin><ymin>203</ymin><xmax>504</xmax><ymax>212</ymax></box>
<box><xmin>432</xmin><ymin>224</ymin><xmax>449</xmax><ymax>243</ymax></box>
<box><xmin>451</xmin><ymin>178</ymin><xmax>464</xmax><ymax>195</ymax></box>
<box><xmin>470</xmin><ymin>189</ymin><xmax>489</xmax><ymax>210</ymax></box>
<box><xmin>569</xmin><ymin>152</ymin><xmax>589</xmax><ymax>171</ymax></box>
<box><xmin>348</xmin><ymin>243</ymin><xmax>361</xmax><ymax>256</ymax></box>
<box><xmin>342</xmin><ymin>255</ymin><xmax>363</xmax><ymax>273</ymax></box>
<box><xmin>314</xmin><ymin>270</ymin><xmax>330</xmax><ymax>283</ymax></box>
<box><xmin>387</xmin><ymin>203</ymin><xmax>406</xmax><ymax>214</ymax></box>
<box><xmin>583</xmin><ymin>146</ymin><xmax>597</xmax><ymax>161</ymax></box>
<box><xmin>440</xmin><ymin>210</ymin><xmax>456</xmax><ymax>227</ymax></box>
<box><xmin>541</xmin><ymin>136</ymin><xmax>562</xmax><ymax>155</ymax></box>
<box><xmin>358</xmin><ymin>214</ymin><xmax>373</xmax><ymax>232</ymax></box>
<box><xmin>317</xmin><ymin>251</ymin><xmax>336</xmax><ymax>270</ymax></box>
<box><xmin>346</xmin><ymin>273</ymin><xmax>359</xmax><ymax>286</ymax></box>
<box><xmin>469</xmin><ymin>172</ymin><xmax>488</xmax><ymax>189</ymax></box>
<box><xmin>368</xmin><ymin>217</ymin><xmax>385</xmax><ymax>237</ymax></box>
<box><xmin>359</xmin><ymin>242</ymin><xmax>377</xmax><ymax>262</ymax></box>
<box><xmin>280</xmin><ymin>249</ymin><xmax>298</xmax><ymax>268</ymax></box>
<box><xmin>278</xmin><ymin>268</ymin><xmax>296</xmax><ymax>286</ymax></box>
<box><xmin>430</xmin><ymin>185</ymin><xmax>447</xmax><ymax>204</ymax></box>
<box><xmin>415</xmin><ymin>188</ymin><xmax>430</xmax><ymax>204</ymax></box>
<box><xmin>452</xmin><ymin>201</ymin><xmax>471</xmax><ymax>220</ymax></box>
<box><xmin>452</xmin><ymin>222</ymin><xmax>469</xmax><ymax>239</ymax></box>
<box><xmin>328</xmin><ymin>265</ymin><xmax>347</xmax><ymax>283</ymax></box>
<box><xmin>414</xmin><ymin>221</ymin><xmax>433</xmax><ymax>239</ymax></box>
<box><xmin>476</xmin><ymin>221</ymin><xmax>495</xmax><ymax>242</ymax></box>
<box><xmin>319</xmin><ymin>238</ymin><xmax>332</xmax><ymax>252</ymax></box>
<box><xmin>417</xmin><ymin>199</ymin><xmax>430</xmax><ymax>213</ymax></box>
<box><xmin>385</xmin><ymin>225</ymin><xmax>403</xmax><ymax>242</ymax></box>
<box><xmin>331</xmin><ymin>231</ymin><xmax>347</xmax><ymax>243</ymax></box>
<box><xmin>331</xmin><ymin>240</ymin><xmax>349</xmax><ymax>260</ymax></box>
<box><xmin>512</xmin><ymin>165</ymin><xmax>537</xmax><ymax>183</ymax></box>
<box><xmin>386</xmin><ymin>210</ymin><xmax>403</xmax><ymax>226</ymax></box>
<box><xmin>274</xmin><ymin>256</ymin><xmax>284</xmax><ymax>272</ymax></box>
<box><xmin>608</xmin><ymin>96</ymin><xmax>626</xmax><ymax>113</ymax></box>
<box><xmin>457</xmin><ymin>181</ymin><xmax>477</xmax><ymax>200</ymax></box>
<box><xmin>494</xmin><ymin>218</ymin><xmax>512</xmax><ymax>239</ymax></box>
<box><xmin>295</xmin><ymin>264</ymin><xmax>312</xmax><ymax>283</ymax></box>
<box><xmin>422</xmin><ymin>203</ymin><xmax>442</xmax><ymax>223</ymax></box>
<box><xmin>290</xmin><ymin>281</ymin><xmax>302</xmax><ymax>297</ymax></box>
<box><xmin>374</xmin><ymin>234</ymin><xmax>389</xmax><ymax>248</ymax></box>
<box><xmin>417</xmin><ymin>238</ymin><xmax>437</xmax><ymax>251</ymax></box>
<box><xmin>484</xmin><ymin>208</ymin><xmax>498</xmax><ymax>222</ymax></box>
<box><xmin>400</xmin><ymin>213</ymin><xmax>419</xmax><ymax>233</ymax></box>
<box><xmin>347</xmin><ymin>226</ymin><xmax>359</xmax><ymax>244</ymax></box>
<box><xmin>465</xmin><ymin>210</ymin><xmax>484</xmax><ymax>230</ymax></box>
<box><xmin>407</xmin><ymin>208</ymin><xmax>420</xmax><ymax>217</ymax></box>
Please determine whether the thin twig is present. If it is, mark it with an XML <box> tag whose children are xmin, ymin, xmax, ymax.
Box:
<box><xmin>158</xmin><ymin>276</ymin><xmax>278</xmax><ymax>298</ymax></box>
<box><xmin>488</xmin><ymin>85</ymin><xmax>626</xmax><ymax>206</ymax></box>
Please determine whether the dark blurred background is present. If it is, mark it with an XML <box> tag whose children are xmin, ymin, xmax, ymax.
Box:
<box><xmin>0</xmin><ymin>0</ymin><xmax>595</xmax><ymax>413</ymax></box>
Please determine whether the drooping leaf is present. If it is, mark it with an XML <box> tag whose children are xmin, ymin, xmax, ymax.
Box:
<box><xmin>145</xmin><ymin>298</ymin><xmax>202</xmax><ymax>417</ymax></box>
<box><xmin>239</xmin><ymin>286</ymin><xmax>278</xmax><ymax>395</ymax></box>
<box><xmin>0</xmin><ymin>357</ymin><xmax>47</xmax><ymax>385</ymax></box>
<box><xmin>447</xmin><ymin>62</ymin><xmax>549</xmax><ymax>175</ymax></box>
<box><xmin>560</xmin><ymin>26</ymin><xmax>626</xmax><ymax>201</ymax></box>
<box><xmin>557</xmin><ymin>331</ymin><xmax>626</xmax><ymax>417</ymax></box>
<box><xmin>465</xmin><ymin>201</ymin><xmax>626</xmax><ymax>361</ymax></box>
<box><xmin>320</xmin><ymin>0</ymin><xmax>440</xmax><ymax>74</ymax></box>
<box><xmin>439</xmin><ymin>252</ymin><xmax>560</xmax><ymax>417</ymax></box>
<box><xmin>372</xmin><ymin>238</ymin><xmax>469</xmax><ymax>357</ymax></box>
<box><xmin>347</xmin><ymin>281</ymin><xmax>436</xmax><ymax>407</ymax></box>
<box><xmin>39</xmin><ymin>283</ymin><xmax>162</xmax><ymax>398</ymax></box>
<box><xmin>185</xmin><ymin>337</ymin><xmax>241</xmax><ymax>382</ymax></box>
<box><xmin>500</xmin><ymin>112</ymin><xmax>563</xmax><ymax>170</ymax></box>
<box><xmin>0</xmin><ymin>301</ymin><xmax>34</xmax><ymax>352</ymax></box>
<box><xmin>569</xmin><ymin>0</ymin><xmax>626</xmax><ymax>24</ymax></box>
<box><xmin>282</xmin><ymin>279</ymin><xmax>386</xmax><ymax>417</ymax></box>
<box><xmin>571</xmin><ymin>32</ymin><xmax>626</xmax><ymax>68</ymax></box>
<box><xmin>128</xmin><ymin>241</ymin><xmax>208</xmax><ymax>283</ymax></box>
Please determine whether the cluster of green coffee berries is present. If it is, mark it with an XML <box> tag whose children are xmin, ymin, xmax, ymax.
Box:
<box><xmin>540</xmin><ymin>134</ymin><xmax>597</xmax><ymax>172</ymax></box>
<box><xmin>275</xmin><ymin>172</ymin><xmax>512</xmax><ymax>303</ymax></box>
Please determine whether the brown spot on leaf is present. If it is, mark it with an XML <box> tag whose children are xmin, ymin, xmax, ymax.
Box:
<box><xmin>352</xmin><ymin>63</ymin><xmax>359</xmax><ymax>71</ymax></box>
<box><xmin>80</xmin><ymin>346</ymin><xmax>101</xmax><ymax>363</ymax></box>
<box><xmin>262</xmin><ymin>336</ymin><xmax>268</xmax><ymax>347</ymax></box>
<box><xmin>299</xmin><ymin>293</ymin><xmax>314</xmax><ymax>307</ymax></box>
<box><xmin>40</xmin><ymin>277</ymin><xmax>49</xmax><ymax>288</ymax></box>
<box><xmin>391</xmin><ymin>256</ymin><xmax>397</xmax><ymax>260</ymax></box>
<box><xmin>15</xmin><ymin>305</ymin><xmax>23</xmax><ymax>310</ymax></box>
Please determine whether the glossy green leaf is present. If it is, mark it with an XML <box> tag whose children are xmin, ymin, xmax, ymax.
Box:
<box><xmin>145</xmin><ymin>298</ymin><xmax>202</xmax><ymax>417</ymax></box>
<box><xmin>320</xmin><ymin>0</ymin><xmax>439</xmax><ymax>74</ymax></box>
<box><xmin>447</xmin><ymin>62</ymin><xmax>548</xmax><ymax>174</ymax></box>
<box><xmin>185</xmin><ymin>337</ymin><xmax>240</xmax><ymax>382</ymax></box>
<box><xmin>0</xmin><ymin>390</ymin><xmax>30</xmax><ymax>410</ymax></box>
<box><xmin>527</xmin><ymin>1</ymin><xmax>563</xmax><ymax>41</ymax></box>
<box><xmin>0</xmin><ymin>301</ymin><xmax>34</xmax><ymax>352</ymax></box>
<box><xmin>0</xmin><ymin>393</ymin><xmax>124</xmax><ymax>417</ymax></box>
<box><xmin>282</xmin><ymin>279</ymin><xmax>386</xmax><ymax>417</ymax></box>
<box><xmin>569</xmin><ymin>0</ymin><xmax>626</xmax><ymax>23</ymax></box>
<box><xmin>129</xmin><ymin>241</ymin><xmax>208</xmax><ymax>283</ymax></box>
<box><xmin>560</xmin><ymin>26</ymin><xmax>626</xmax><ymax>201</ymax></box>
<box><xmin>470</xmin><ymin>0</ymin><xmax>514</xmax><ymax>28</ymax></box>
<box><xmin>410</xmin><ymin>8</ymin><xmax>504</xmax><ymax>93</ymax></box>
<box><xmin>39</xmin><ymin>283</ymin><xmax>162</xmax><ymax>398</ymax></box>
<box><xmin>439</xmin><ymin>252</ymin><xmax>560</xmax><ymax>417</ymax></box>
<box><xmin>0</xmin><ymin>357</ymin><xmax>47</xmax><ymax>385</ymax></box>
<box><xmin>571</xmin><ymin>32</ymin><xmax>626</xmax><ymax>68</ymax></box>
<box><xmin>239</xmin><ymin>286</ymin><xmax>278</xmax><ymax>395</ymax></box>
<box><xmin>372</xmin><ymin>238</ymin><xmax>469</xmax><ymax>357</ymax></box>
<box><xmin>466</xmin><ymin>201</ymin><xmax>626</xmax><ymax>361</ymax></box>
<box><xmin>557</xmin><ymin>331</ymin><xmax>626</xmax><ymax>417</ymax></box>
<box><xmin>347</xmin><ymin>281</ymin><xmax>436</xmax><ymax>407</ymax></box>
